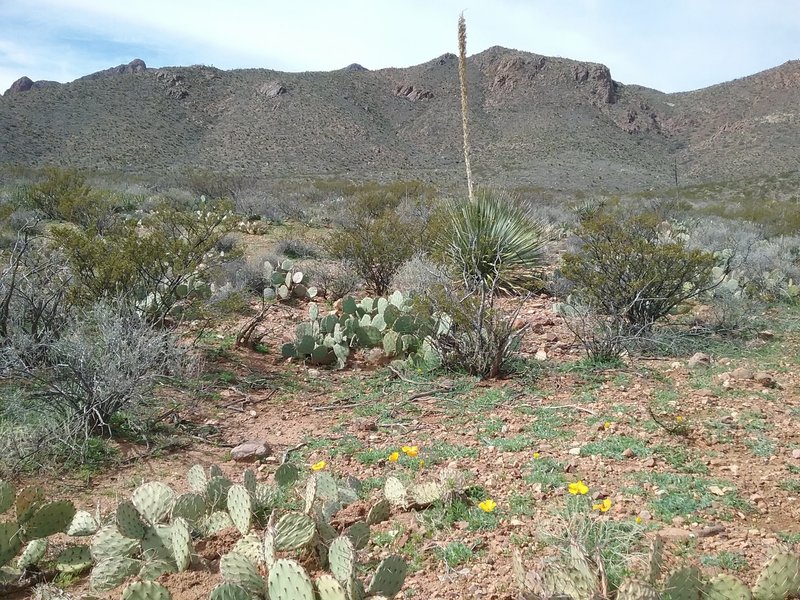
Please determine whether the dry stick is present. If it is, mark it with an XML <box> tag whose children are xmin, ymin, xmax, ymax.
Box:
<box><xmin>458</xmin><ymin>13</ymin><xmax>474</xmax><ymax>203</ymax></box>
<box><xmin>516</xmin><ymin>402</ymin><xmax>597</xmax><ymax>416</ymax></box>
<box><xmin>310</xmin><ymin>401</ymin><xmax>369</xmax><ymax>412</ymax></box>
<box><xmin>281</xmin><ymin>442</ymin><xmax>307</xmax><ymax>464</ymax></box>
<box><xmin>387</xmin><ymin>365</ymin><xmax>428</xmax><ymax>385</ymax></box>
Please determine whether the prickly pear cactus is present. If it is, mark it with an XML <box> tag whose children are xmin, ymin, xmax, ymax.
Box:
<box><xmin>90</xmin><ymin>524</ymin><xmax>139</xmax><ymax>562</ymax></box>
<box><xmin>55</xmin><ymin>545</ymin><xmax>93</xmax><ymax>574</ymax></box>
<box><xmin>171</xmin><ymin>492</ymin><xmax>206</xmax><ymax>524</ymax></box>
<box><xmin>116</xmin><ymin>500</ymin><xmax>147</xmax><ymax>540</ymax></box>
<box><xmin>646</xmin><ymin>535</ymin><xmax>664</xmax><ymax>584</ymax></box>
<box><xmin>15</xmin><ymin>485</ymin><xmax>44</xmax><ymax>523</ymax></box>
<box><xmin>227</xmin><ymin>484</ymin><xmax>253</xmax><ymax>535</ymax></box>
<box><xmin>367</xmin><ymin>555</ymin><xmax>407</xmax><ymax>597</ymax></box>
<box><xmin>199</xmin><ymin>510</ymin><xmax>234</xmax><ymax>536</ymax></box>
<box><xmin>410</xmin><ymin>481</ymin><xmax>444</xmax><ymax>506</ymax></box>
<box><xmin>90</xmin><ymin>556</ymin><xmax>142</xmax><ymax>591</ymax></box>
<box><xmin>219</xmin><ymin>552</ymin><xmax>264</xmax><ymax>597</ymax></box>
<box><xmin>232</xmin><ymin>533</ymin><xmax>263</xmax><ymax>565</ymax></box>
<box><xmin>209</xmin><ymin>582</ymin><xmax>253</xmax><ymax>600</ymax></box>
<box><xmin>384</xmin><ymin>477</ymin><xmax>408</xmax><ymax>508</ymax></box>
<box><xmin>18</xmin><ymin>538</ymin><xmax>48</xmax><ymax>569</ymax></box>
<box><xmin>345</xmin><ymin>521</ymin><xmax>370</xmax><ymax>550</ymax></box>
<box><xmin>663</xmin><ymin>566</ymin><xmax>704</xmax><ymax>600</ymax></box>
<box><xmin>0</xmin><ymin>480</ymin><xmax>15</xmax><ymax>514</ymax></box>
<box><xmin>616</xmin><ymin>579</ymin><xmax>660</xmax><ymax>600</ymax></box>
<box><xmin>328</xmin><ymin>536</ymin><xmax>357</xmax><ymax>585</ymax></box>
<box><xmin>187</xmin><ymin>464</ymin><xmax>208</xmax><ymax>493</ymax></box>
<box><xmin>67</xmin><ymin>510</ymin><xmax>99</xmax><ymax>536</ymax></box>
<box><xmin>275</xmin><ymin>463</ymin><xmax>300</xmax><ymax>487</ymax></box>
<box><xmin>366</xmin><ymin>499</ymin><xmax>390</xmax><ymax>525</ymax></box>
<box><xmin>24</xmin><ymin>500</ymin><xmax>76</xmax><ymax>540</ymax></box>
<box><xmin>274</xmin><ymin>512</ymin><xmax>316</xmax><ymax>551</ymax></box>
<box><xmin>706</xmin><ymin>574</ymin><xmax>753</xmax><ymax>600</ymax></box>
<box><xmin>121</xmin><ymin>581</ymin><xmax>172</xmax><ymax>600</ymax></box>
<box><xmin>750</xmin><ymin>553</ymin><xmax>800</xmax><ymax>600</ymax></box>
<box><xmin>268</xmin><ymin>558</ymin><xmax>315</xmax><ymax>600</ymax></box>
<box><xmin>131</xmin><ymin>482</ymin><xmax>175</xmax><ymax>525</ymax></box>
<box><xmin>0</xmin><ymin>521</ymin><xmax>22</xmax><ymax>566</ymax></box>
<box><xmin>316</xmin><ymin>573</ymin><xmax>348</xmax><ymax>600</ymax></box>
<box><xmin>170</xmin><ymin>517</ymin><xmax>192</xmax><ymax>572</ymax></box>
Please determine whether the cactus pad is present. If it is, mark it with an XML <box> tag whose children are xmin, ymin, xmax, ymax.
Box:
<box><xmin>345</xmin><ymin>521</ymin><xmax>370</xmax><ymax>550</ymax></box>
<box><xmin>209</xmin><ymin>583</ymin><xmax>253</xmax><ymax>600</ymax></box>
<box><xmin>139</xmin><ymin>557</ymin><xmax>177</xmax><ymax>581</ymax></box>
<box><xmin>227</xmin><ymin>484</ymin><xmax>253</xmax><ymax>535</ymax></box>
<box><xmin>121</xmin><ymin>581</ymin><xmax>172</xmax><ymax>600</ymax></box>
<box><xmin>18</xmin><ymin>538</ymin><xmax>48</xmax><ymax>569</ymax></box>
<box><xmin>171</xmin><ymin>492</ymin><xmax>206</xmax><ymax>524</ymax></box>
<box><xmin>90</xmin><ymin>556</ymin><xmax>141</xmax><ymax>591</ymax></box>
<box><xmin>367</xmin><ymin>554</ymin><xmax>407</xmax><ymax>597</ymax></box>
<box><xmin>275</xmin><ymin>463</ymin><xmax>300</xmax><ymax>487</ymax></box>
<box><xmin>24</xmin><ymin>500</ymin><xmax>76</xmax><ymax>539</ymax></box>
<box><xmin>410</xmin><ymin>482</ymin><xmax>444</xmax><ymax>506</ymax></box>
<box><xmin>90</xmin><ymin>524</ymin><xmax>139</xmax><ymax>562</ymax></box>
<box><xmin>384</xmin><ymin>477</ymin><xmax>408</xmax><ymax>508</ymax></box>
<box><xmin>141</xmin><ymin>524</ymin><xmax>174</xmax><ymax>562</ymax></box>
<box><xmin>15</xmin><ymin>485</ymin><xmax>44</xmax><ymax>523</ymax></box>
<box><xmin>274</xmin><ymin>512</ymin><xmax>316</xmax><ymax>550</ymax></box>
<box><xmin>316</xmin><ymin>573</ymin><xmax>348</xmax><ymax>600</ymax></box>
<box><xmin>268</xmin><ymin>558</ymin><xmax>315</xmax><ymax>600</ymax></box>
<box><xmin>752</xmin><ymin>553</ymin><xmax>800</xmax><ymax>600</ymax></box>
<box><xmin>304</xmin><ymin>477</ymin><xmax>317</xmax><ymax>513</ymax></box>
<box><xmin>0</xmin><ymin>521</ymin><xmax>21</xmax><ymax>566</ymax></box>
<box><xmin>232</xmin><ymin>533</ymin><xmax>263</xmax><ymax>565</ymax></box>
<box><xmin>706</xmin><ymin>574</ymin><xmax>753</xmax><ymax>600</ymax></box>
<box><xmin>187</xmin><ymin>464</ymin><xmax>208</xmax><ymax>493</ymax></box>
<box><xmin>210</xmin><ymin>464</ymin><xmax>225</xmax><ymax>478</ymax></box>
<box><xmin>116</xmin><ymin>500</ymin><xmax>147</xmax><ymax>540</ymax></box>
<box><xmin>170</xmin><ymin>517</ymin><xmax>192</xmax><ymax>572</ymax></box>
<box><xmin>663</xmin><ymin>566</ymin><xmax>704</xmax><ymax>600</ymax></box>
<box><xmin>206</xmin><ymin>476</ymin><xmax>233</xmax><ymax>511</ymax></box>
<box><xmin>131</xmin><ymin>482</ymin><xmax>175</xmax><ymax>525</ymax></box>
<box><xmin>367</xmin><ymin>499</ymin><xmax>391</xmax><ymax>525</ymax></box>
<box><xmin>616</xmin><ymin>579</ymin><xmax>660</xmax><ymax>600</ymax></box>
<box><xmin>200</xmin><ymin>510</ymin><xmax>235</xmax><ymax>536</ymax></box>
<box><xmin>242</xmin><ymin>469</ymin><xmax>257</xmax><ymax>495</ymax></box>
<box><xmin>220</xmin><ymin>551</ymin><xmax>264</xmax><ymax>597</ymax></box>
<box><xmin>67</xmin><ymin>510</ymin><xmax>100</xmax><ymax>536</ymax></box>
<box><xmin>263</xmin><ymin>528</ymin><xmax>276</xmax><ymax>568</ymax></box>
<box><xmin>0</xmin><ymin>480</ymin><xmax>14</xmax><ymax>514</ymax></box>
<box><xmin>55</xmin><ymin>544</ymin><xmax>93</xmax><ymax>573</ymax></box>
<box><xmin>329</xmin><ymin>536</ymin><xmax>357</xmax><ymax>585</ymax></box>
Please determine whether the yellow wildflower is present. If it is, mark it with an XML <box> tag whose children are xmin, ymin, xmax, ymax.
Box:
<box><xmin>603</xmin><ymin>421</ymin><xmax>612</xmax><ymax>429</ymax></box>
<box><xmin>311</xmin><ymin>461</ymin><xmax>327</xmax><ymax>471</ymax></box>
<box><xmin>533</xmin><ymin>452</ymin><xmax>541</xmax><ymax>459</ymax></box>
<box><xmin>592</xmin><ymin>498</ymin><xmax>612</xmax><ymax>512</ymax></box>
<box><xmin>635</xmin><ymin>516</ymin><xmax>642</xmax><ymax>524</ymax></box>
<box><xmin>418</xmin><ymin>460</ymin><xmax>425</xmax><ymax>468</ymax></box>
<box><xmin>568</xmin><ymin>481</ymin><xmax>589</xmax><ymax>495</ymax></box>
<box><xmin>478</xmin><ymin>499</ymin><xmax>497</xmax><ymax>513</ymax></box>
<box><xmin>388</xmin><ymin>451</ymin><xmax>399</xmax><ymax>463</ymax></box>
<box><xmin>401</xmin><ymin>445</ymin><xmax>419</xmax><ymax>457</ymax></box>
<box><xmin>676</xmin><ymin>415</ymin><xmax>684</xmax><ymax>423</ymax></box>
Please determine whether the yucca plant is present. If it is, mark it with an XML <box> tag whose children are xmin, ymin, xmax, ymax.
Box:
<box><xmin>440</xmin><ymin>191</ymin><xmax>549</xmax><ymax>296</ymax></box>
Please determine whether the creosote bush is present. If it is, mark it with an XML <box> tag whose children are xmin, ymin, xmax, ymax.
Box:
<box><xmin>23</xmin><ymin>167</ymin><xmax>114</xmax><ymax>227</ymax></box>
<box><xmin>561</xmin><ymin>211</ymin><xmax>719</xmax><ymax>330</ymax></box>
<box><xmin>326</xmin><ymin>192</ymin><xmax>431</xmax><ymax>295</ymax></box>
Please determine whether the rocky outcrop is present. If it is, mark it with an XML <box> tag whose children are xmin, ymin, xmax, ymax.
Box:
<box><xmin>489</xmin><ymin>55</ymin><xmax>546</xmax><ymax>91</ymax></box>
<box><xmin>619</xmin><ymin>100</ymin><xmax>662</xmax><ymax>133</ymax></box>
<box><xmin>573</xmin><ymin>63</ymin><xmax>618</xmax><ymax>104</ymax></box>
<box><xmin>343</xmin><ymin>63</ymin><xmax>368</xmax><ymax>72</ymax></box>
<box><xmin>394</xmin><ymin>85</ymin><xmax>433</xmax><ymax>101</ymax></box>
<box><xmin>78</xmin><ymin>59</ymin><xmax>147</xmax><ymax>81</ymax></box>
<box><xmin>5</xmin><ymin>76</ymin><xmax>33</xmax><ymax>94</ymax></box>
<box><xmin>258</xmin><ymin>81</ymin><xmax>287</xmax><ymax>98</ymax></box>
<box><xmin>157</xmin><ymin>70</ymin><xmax>188</xmax><ymax>100</ymax></box>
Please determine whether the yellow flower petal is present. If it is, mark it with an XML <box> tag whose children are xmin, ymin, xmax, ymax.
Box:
<box><xmin>418</xmin><ymin>460</ymin><xmax>425</xmax><ymax>468</ymax></box>
<box><xmin>532</xmin><ymin>452</ymin><xmax>541</xmax><ymax>459</ymax></box>
<box><xmin>594</xmin><ymin>498</ymin><xmax>612</xmax><ymax>512</ymax></box>
<box><xmin>676</xmin><ymin>415</ymin><xmax>684</xmax><ymax>423</ymax></box>
<box><xmin>311</xmin><ymin>461</ymin><xmax>327</xmax><ymax>471</ymax></box>
<box><xmin>388</xmin><ymin>452</ymin><xmax>399</xmax><ymax>462</ymax></box>
<box><xmin>635</xmin><ymin>516</ymin><xmax>642</xmax><ymax>524</ymax></box>
<box><xmin>402</xmin><ymin>445</ymin><xmax>419</xmax><ymax>457</ymax></box>
<box><xmin>568</xmin><ymin>481</ymin><xmax>589</xmax><ymax>495</ymax></box>
<box><xmin>478</xmin><ymin>499</ymin><xmax>497</xmax><ymax>513</ymax></box>
<box><xmin>603</xmin><ymin>421</ymin><xmax>612</xmax><ymax>429</ymax></box>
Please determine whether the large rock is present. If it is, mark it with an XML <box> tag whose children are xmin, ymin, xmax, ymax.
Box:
<box><xmin>5</xmin><ymin>76</ymin><xmax>33</xmax><ymax>94</ymax></box>
<box><xmin>231</xmin><ymin>440</ymin><xmax>272</xmax><ymax>462</ymax></box>
<box><xmin>394</xmin><ymin>85</ymin><xmax>433</xmax><ymax>101</ymax></box>
<box><xmin>687</xmin><ymin>352</ymin><xmax>711</xmax><ymax>368</ymax></box>
<box><xmin>78</xmin><ymin>59</ymin><xmax>147</xmax><ymax>81</ymax></box>
<box><xmin>258</xmin><ymin>81</ymin><xmax>287</xmax><ymax>98</ymax></box>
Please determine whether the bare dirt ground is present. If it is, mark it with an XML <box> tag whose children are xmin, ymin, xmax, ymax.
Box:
<box><xmin>13</xmin><ymin>296</ymin><xmax>800</xmax><ymax>599</ymax></box>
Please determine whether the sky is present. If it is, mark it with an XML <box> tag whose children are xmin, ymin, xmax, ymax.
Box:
<box><xmin>1</xmin><ymin>0</ymin><xmax>798</xmax><ymax>94</ymax></box>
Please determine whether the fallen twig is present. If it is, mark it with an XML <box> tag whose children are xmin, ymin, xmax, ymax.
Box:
<box><xmin>516</xmin><ymin>403</ymin><xmax>597</xmax><ymax>415</ymax></box>
<box><xmin>281</xmin><ymin>442</ymin><xmax>307</xmax><ymax>464</ymax></box>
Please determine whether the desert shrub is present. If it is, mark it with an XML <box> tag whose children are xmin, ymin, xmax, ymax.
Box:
<box><xmin>0</xmin><ymin>301</ymin><xmax>187</xmax><ymax>467</ymax></box>
<box><xmin>416</xmin><ymin>284</ymin><xmax>525</xmax><ymax>379</ymax></box>
<box><xmin>437</xmin><ymin>192</ymin><xmax>550</xmax><ymax>295</ymax></box>
<box><xmin>561</xmin><ymin>211</ymin><xmax>719</xmax><ymax>330</ymax></box>
<box><xmin>22</xmin><ymin>167</ymin><xmax>113</xmax><ymax>227</ymax></box>
<box><xmin>274</xmin><ymin>237</ymin><xmax>321</xmax><ymax>259</ymax></box>
<box><xmin>51</xmin><ymin>198</ymin><xmax>235</xmax><ymax>323</ymax></box>
<box><xmin>326</xmin><ymin>192</ymin><xmax>425</xmax><ymax>295</ymax></box>
<box><xmin>311</xmin><ymin>260</ymin><xmax>363</xmax><ymax>300</ymax></box>
<box><xmin>390</xmin><ymin>252</ymin><xmax>450</xmax><ymax>298</ymax></box>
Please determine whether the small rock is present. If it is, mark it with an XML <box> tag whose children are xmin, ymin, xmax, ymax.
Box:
<box><xmin>659</xmin><ymin>527</ymin><xmax>692</xmax><ymax>541</ymax></box>
<box><xmin>643</xmin><ymin>457</ymin><xmax>656</xmax><ymax>468</ymax></box>
<box><xmin>307</xmin><ymin>369</ymin><xmax>321</xmax><ymax>378</ymax></box>
<box><xmin>535</xmin><ymin>349</ymin><xmax>548</xmax><ymax>361</ymax></box>
<box><xmin>638</xmin><ymin>510</ymin><xmax>652</xmax><ymax>521</ymax></box>
<box><xmin>544</xmin><ymin>332</ymin><xmax>559</xmax><ymax>342</ymax></box>
<box><xmin>688</xmin><ymin>352</ymin><xmax>711</xmax><ymax>368</ymax></box>
<box><xmin>791</xmin><ymin>449</ymin><xmax>800</xmax><ymax>459</ymax></box>
<box><xmin>696</xmin><ymin>525</ymin><xmax>726</xmax><ymax>538</ymax></box>
<box><xmin>622</xmin><ymin>448</ymin><xmax>635</xmax><ymax>458</ymax></box>
<box><xmin>757</xmin><ymin>330</ymin><xmax>774</xmax><ymax>341</ymax></box>
<box><xmin>672</xmin><ymin>516</ymin><xmax>686</xmax><ymax>526</ymax></box>
<box><xmin>231</xmin><ymin>440</ymin><xmax>272</xmax><ymax>462</ymax></box>
<box><xmin>568</xmin><ymin>447</ymin><xmax>582</xmax><ymax>456</ymax></box>
<box><xmin>731</xmin><ymin>367</ymin><xmax>754</xmax><ymax>380</ymax></box>
<box><xmin>754</xmin><ymin>372</ymin><xmax>776</xmax><ymax>388</ymax></box>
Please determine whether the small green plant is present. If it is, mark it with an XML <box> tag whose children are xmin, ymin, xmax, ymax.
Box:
<box><xmin>435</xmin><ymin>541</ymin><xmax>476</xmax><ymax>568</ymax></box>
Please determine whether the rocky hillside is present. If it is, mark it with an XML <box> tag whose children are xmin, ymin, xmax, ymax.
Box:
<box><xmin>1</xmin><ymin>49</ymin><xmax>799</xmax><ymax>191</ymax></box>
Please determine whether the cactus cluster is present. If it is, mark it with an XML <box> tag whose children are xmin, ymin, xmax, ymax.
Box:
<box><xmin>283</xmin><ymin>291</ymin><xmax>441</xmax><ymax>369</ymax></box>
<box><xmin>263</xmin><ymin>259</ymin><xmax>318</xmax><ymax>302</ymax></box>
<box><xmin>0</xmin><ymin>479</ymin><xmax>84</xmax><ymax>574</ymax></box>
<box><xmin>513</xmin><ymin>538</ymin><xmax>800</xmax><ymax>600</ymax></box>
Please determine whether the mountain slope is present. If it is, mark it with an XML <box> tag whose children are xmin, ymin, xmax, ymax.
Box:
<box><xmin>1</xmin><ymin>49</ymin><xmax>798</xmax><ymax>191</ymax></box>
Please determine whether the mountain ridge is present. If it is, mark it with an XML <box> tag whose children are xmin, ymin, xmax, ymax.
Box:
<box><xmin>1</xmin><ymin>48</ymin><xmax>798</xmax><ymax>191</ymax></box>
